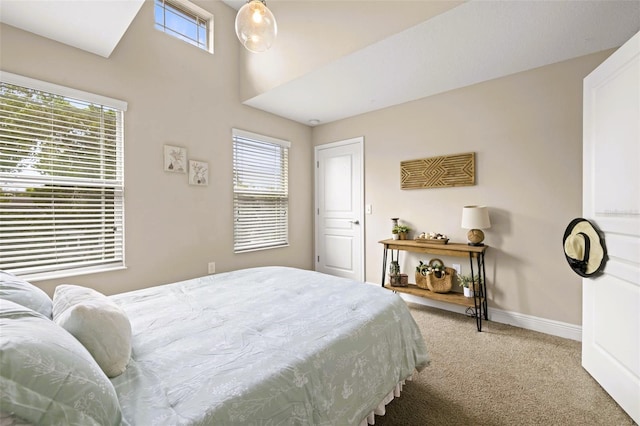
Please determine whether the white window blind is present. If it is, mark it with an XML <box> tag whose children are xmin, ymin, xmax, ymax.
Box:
<box><xmin>0</xmin><ymin>72</ymin><xmax>126</xmax><ymax>279</ymax></box>
<box><xmin>232</xmin><ymin>129</ymin><xmax>289</xmax><ymax>253</ymax></box>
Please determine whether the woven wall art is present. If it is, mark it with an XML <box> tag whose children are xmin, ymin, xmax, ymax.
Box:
<box><xmin>401</xmin><ymin>152</ymin><xmax>475</xmax><ymax>189</ymax></box>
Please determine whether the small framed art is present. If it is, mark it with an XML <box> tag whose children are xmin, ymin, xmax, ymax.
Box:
<box><xmin>164</xmin><ymin>145</ymin><xmax>187</xmax><ymax>173</ymax></box>
<box><xmin>189</xmin><ymin>160</ymin><xmax>209</xmax><ymax>186</ymax></box>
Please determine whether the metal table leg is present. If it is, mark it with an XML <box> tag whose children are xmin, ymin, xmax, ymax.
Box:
<box><xmin>469</xmin><ymin>252</ymin><xmax>482</xmax><ymax>331</ymax></box>
<box><xmin>381</xmin><ymin>245</ymin><xmax>388</xmax><ymax>286</ymax></box>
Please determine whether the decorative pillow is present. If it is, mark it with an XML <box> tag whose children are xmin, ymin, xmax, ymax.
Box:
<box><xmin>0</xmin><ymin>299</ymin><xmax>122</xmax><ymax>425</ymax></box>
<box><xmin>0</xmin><ymin>270</ymin><xmax>52</xmax><ymax>319</ymax></box>
<box><xmin>53</xmin><ymin>285</ymin><xmax>132</xmax><ymax>378</ymax></box>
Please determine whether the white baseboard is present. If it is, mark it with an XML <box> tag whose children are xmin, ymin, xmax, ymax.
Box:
<box><xmin>367</xmin><ymin>282</ymin><xmax>582</xmax><ymax>342</ymax></box>
<box><xmin>489</xmin><ymin>308</ymin><xmax>582</xmax><ymax>342</ymax></box>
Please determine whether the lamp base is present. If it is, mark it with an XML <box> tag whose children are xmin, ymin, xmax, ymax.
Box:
<box><xmin>466</xmin><ymin>229</ymin><xmax>485</xmax><ymax>246</ymax></box>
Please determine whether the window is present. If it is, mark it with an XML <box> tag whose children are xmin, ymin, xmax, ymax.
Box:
<box><xmin>232</xmin><ymin>129</ymin><xmax>290</xmax><ymax>253</ymax></box>
<box><xmin>0</xmin><ymin>72</ymin><xmax>127</xmax><ymax>279</ymax></box>
<box><xmin>154</xmin><ymin>0</ymin><xmax>214</xmax><ymax>53</ymax></box>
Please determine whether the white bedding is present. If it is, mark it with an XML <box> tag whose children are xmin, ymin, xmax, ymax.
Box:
<box><xmin>109</xmin><ymin>266</ymin><xmax>429</xmax><ymax>425</ymax></box>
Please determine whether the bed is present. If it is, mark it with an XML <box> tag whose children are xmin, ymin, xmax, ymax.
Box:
<box><xmin>0</xmin><ymin>266</ymin><xmax>429</xmax><ymax>425</ymax></box>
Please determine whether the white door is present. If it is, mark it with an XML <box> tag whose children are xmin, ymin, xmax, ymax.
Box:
<box><xmin>582</xmin><ymin>31</ymin><xmax>640</xmax><ymax>423</ymax></box>
<box><xmin>315</xmin><ymin>137</ymin><xmax>364</xmax><ymax>281</ymax></box>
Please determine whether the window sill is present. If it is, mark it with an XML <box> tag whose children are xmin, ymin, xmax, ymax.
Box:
<box><xmin>234</xmin><ymin>243</ymin><xmax>290</xmax><ymax>254</ymax></box>
<box><xmin>20</xmin><ymin>265</ymin><xmax>127</xmax><ymax>283</ymax></box>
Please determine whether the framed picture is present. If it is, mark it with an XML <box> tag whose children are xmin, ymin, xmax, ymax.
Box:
<box><xmin>164</xmin><ymin>145</ymin><xmax>187</xmax><ymax>173</ymax></box>
<box><xmin>189</xmin><ymin>160</ymin><xmax>209</xmax><ymax>186</ymax></box>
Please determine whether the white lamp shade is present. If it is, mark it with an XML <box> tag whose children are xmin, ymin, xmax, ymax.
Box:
<box><xmin>461</xmin><ymin>205</ymin><xmax>491</xmax><ymax>229</ymax></box>
<box><xmin>235</xmin><ymin>0</ymin><xmax>277</xmax><ymax>53</ymax></box>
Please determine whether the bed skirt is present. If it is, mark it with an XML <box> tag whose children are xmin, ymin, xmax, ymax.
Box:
<box><xmin>359</xmin><ymin>373</ymin><xmax>414</xmax><ymax>425</ymax></box>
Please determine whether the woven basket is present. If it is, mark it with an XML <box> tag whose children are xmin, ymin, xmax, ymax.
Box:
<box><xmin>415</xmin><ymin>272</ymin><xmax>429</xmax><ymax>289</ymax></box>
<box><xmin>426</xmin><ymin>259</ymin><xmax>454</xmax><ymax>293</ymax></box>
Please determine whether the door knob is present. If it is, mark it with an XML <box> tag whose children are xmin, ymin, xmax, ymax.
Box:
<box><xmin>351</xmin><ymin>220</ymin><xmax>360</xmax><ymax>225</ymax></box>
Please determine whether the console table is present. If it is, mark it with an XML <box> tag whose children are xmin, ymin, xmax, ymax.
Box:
<box><xmin>379</xmin><ymin>239</ymin><xmax>488</xmax><ymax>331</ymax></box>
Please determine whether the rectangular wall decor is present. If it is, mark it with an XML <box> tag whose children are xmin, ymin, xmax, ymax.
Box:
<box><xmin>401</xmin><ymin>152</ymin><xmax>475</xmax><ymax>189</ymax></box>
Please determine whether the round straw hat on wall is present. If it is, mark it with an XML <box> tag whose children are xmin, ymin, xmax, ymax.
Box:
<box><xmin>562</xmin><ymin>218</ymin><xmax>607</xmax><ymax>277</ymax></box>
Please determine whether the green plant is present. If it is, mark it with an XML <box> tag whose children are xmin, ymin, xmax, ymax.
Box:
<box><xmin>458</xmin><ymin>274</ymin><xmax>481</xmax><ymax>288</ymax></box>
<box><xmin>416</xmin><ymin>260</ymin><xmax>442</xmax><ymax>276</ymax></box>
<box><xmin>393</xmin><ymin>224</ymin><xmax>411</xmax><ymax>234</ymax></box>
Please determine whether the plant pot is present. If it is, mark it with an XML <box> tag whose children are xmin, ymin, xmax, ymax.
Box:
<box><xmin>398</xmin><ymin>232</ymin><xmax>407</xmax><ymax>240</ymax></box>
<box><xmin>463</xmin><ymin>287</ymin><xmax>474</xmax><ymax>298</ymax></box>
<box><xmin>392</xmin><ymin>234</ymin><xmax>399</xmax><ymax>240</ymax></box>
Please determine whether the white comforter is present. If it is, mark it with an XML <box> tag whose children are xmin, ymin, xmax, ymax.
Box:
<box><xmin>110</xmin><ymin>266</ymin><xmax>429</xmax><ymax>425</ymax></box>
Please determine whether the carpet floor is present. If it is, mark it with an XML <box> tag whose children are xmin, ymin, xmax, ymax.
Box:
<box><xmin>374</xmin><ymin>304</ymin><xmax>635</xmax><ymax>426</ymax></box>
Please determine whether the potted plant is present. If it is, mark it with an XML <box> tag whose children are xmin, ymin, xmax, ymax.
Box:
<box><xmin>458</xmin><ymin>274</ymin><xmax>481</xmax><ymax>298</ymax></box>
<box><xmin>393</xmin><ymin>224</ymin><xmax>411</xmax><ymax>240</ymax></box>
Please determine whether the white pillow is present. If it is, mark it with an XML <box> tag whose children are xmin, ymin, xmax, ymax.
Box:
<box><xmin>0</xmin><ymin>299</ymin><xmax>122</xmax><ymax>425</ymax></box>
<box><xmin>53</xmin><ymin>284</ymin><xmax>132</xmax><ymax>378</ymax></box>
<box><xmin>0</xmin><ymin>270</ymin><xmax>53</xmax><ymax>318</ymax></box>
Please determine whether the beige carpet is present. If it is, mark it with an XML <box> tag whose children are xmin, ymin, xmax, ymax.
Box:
<box><xmin>375</xmin><ymin>304</ymin><xmax>635</xmax><ymax>426</ymax></box>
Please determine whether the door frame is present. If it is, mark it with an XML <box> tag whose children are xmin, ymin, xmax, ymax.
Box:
<box><xmin>314</xmin><ymin>137</ymin><xmax>365</xmax><ymax>281</ymax></box>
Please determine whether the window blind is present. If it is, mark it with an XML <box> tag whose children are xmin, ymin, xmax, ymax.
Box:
<box><xmin>0</xmin><ymin>72</ymin><xmax>126</xmax><ymax>278</ymax></box>
<box><xmin>232</xmin><ymin>129</ymin><xmax>289</xmax><ymax>253</ymax></box>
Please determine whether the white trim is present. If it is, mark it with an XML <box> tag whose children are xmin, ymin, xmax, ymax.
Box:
<box><xmin>167</xmin><ymin>0</ymin><xmax>213</xmax><ymax>22</ymax></box>
<box><xmin>489</xmin><ymin>307</ymin><xmax>582</xmax><ymax>341</ymax></box>
<box><xmin>232</xmin><ymin>128</ymin><xmax>290</xmax><ymax>148</ymax></box>
<box><xmin>0</xmin><ymin>71</ymin><xmax>128</xmax><ymax>111</ymax></box>
<box><xmin>315</xmin><ymin>137</ymin><xmax>362</xmax><ymax>151</ymax></box>
<box><xmin>365</xmin><ymin>283</ymin><xmax>583</xmax><ymax>341</ymax></box>
<box><xmin>24</xmin><ymin>265</ymin><xmax>128</xmax><ymax>283</ymax></box>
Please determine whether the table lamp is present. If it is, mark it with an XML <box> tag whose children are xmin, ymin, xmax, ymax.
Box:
<box><xmin>461</xmin><ymin>205</ymin><xmax>491</xmax><ymax>246</ymax></box>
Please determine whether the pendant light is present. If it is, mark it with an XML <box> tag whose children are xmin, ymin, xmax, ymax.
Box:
<box><xmin>235</xmin><ymin>0</ymin><xmax>277</xmax><ymax>53</ymax></box>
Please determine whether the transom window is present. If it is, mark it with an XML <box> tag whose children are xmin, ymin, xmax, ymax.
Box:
<box><xmin>0</xmin><ymin>72</ymin><xmax>126</xmax><ymax>280</ymax></box>
<box><xmin>233</xmin><ymin>129</ymin><xmax>290</xmax><ymax>253</ymax></box>
<box><xmin>154</xmin><ymin>0</ymin><xmax>214</xmax><ymax>53</ymax></box>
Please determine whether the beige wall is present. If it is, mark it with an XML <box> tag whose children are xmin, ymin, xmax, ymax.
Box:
<box><xmin>0</xmin><ymin>0</ymin><xmax>615</xmax><ymax>326</ymax></box>
<box><xmin>0</xmin><ymin>1</ymin><xmax>314</xmax><ymax>297</ymax></box>
<box><xmin>312</xmin><ymin>50</ymin><xmax>613</xmax><ymax>326</ymax></box>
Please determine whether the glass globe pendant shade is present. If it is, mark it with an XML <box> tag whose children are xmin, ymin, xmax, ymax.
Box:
<box><xmin>235</xmin><ymin>0</ymin><xmax>277</xmax><ymax>53</ymax></box>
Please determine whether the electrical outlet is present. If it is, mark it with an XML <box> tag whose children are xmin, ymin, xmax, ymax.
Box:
<box><xmin>208</xmin><ymin>262</ymin><xmax>216</xmax><ymax>274</ymax></box>
<box><xmin>453</xmin><ymin>263</ymin><xmax>461</xmax><ymax>275</ymax></box>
